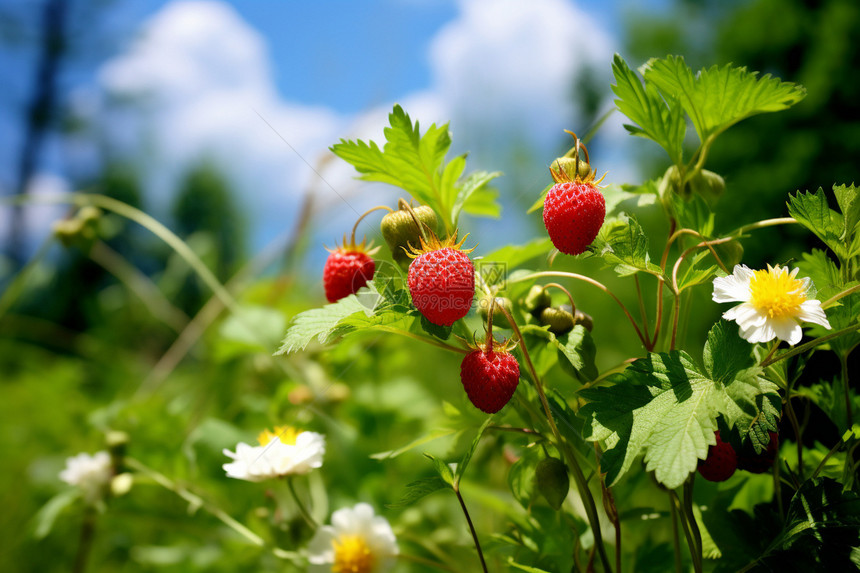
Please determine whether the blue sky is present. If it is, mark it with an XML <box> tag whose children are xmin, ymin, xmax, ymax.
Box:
<box><xmin>0</xmin><ymin>0</ymin><xmax>663</xmax><ymax>258</ymax></box>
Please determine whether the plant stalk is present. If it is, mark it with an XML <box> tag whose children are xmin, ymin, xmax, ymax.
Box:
<box><xmin>453</xmin><ymin>487</ymin><xmax>488</xmax><ymax>573</ymax></box>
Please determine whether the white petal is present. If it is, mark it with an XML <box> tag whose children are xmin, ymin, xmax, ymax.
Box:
<box><xmin>723</xmin><ymin>303</ymin><xmax>767</xmax><ymax>329</ymax></box>
<box><xmin>307</xmin><ymin>526</ymin><xmax>337</xmax><ymax>564</ymax></box>
<box><xmin>331</xmin><ymin>505</ymin><xmax>360</xmax><ymax>533</ymax></box>
<box><xmin>712</xmin><ymin>266</ymin><xmax>753</xmax><ymax>303</ymax></box>
<box><xmin>798</xmin><ymin>300</ymin><xmax>832</xmax><ymax>329</ymax></box>
<box><xmin>739</xmin><ymin>321</ymin><xmax>776</xmax><ymax>344</ymax></box>
<box><xmin>769</xmin><ymin>317</ymin><xmax>803</xmax><ymax>345</ymax></box>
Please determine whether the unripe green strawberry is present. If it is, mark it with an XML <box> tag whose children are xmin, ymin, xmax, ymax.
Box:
<box><xmin>381</xmin><ymin>204</ymin><xmax>437</xmax><ymax>269</ymax></box>
<box><xmin>407</xmin><ymin>233</ymin><xmax>475</xmax><ymax>326</ymax></box>
<box><xmin>540</xmin><ymin>305</ymin><xmax>575</xmax><ymax>335</ymax></box>
<box><xmin>697</xmin><ymin>431</ymin><xmax>738</xmax><ymax>482</ymax></box>
<box><xmin>550</xmin><ymin>157</ymin><xmax>593</xmax><ymax>181</ymax></box>
<box><xmin>523</xmin><ymin>285</ymin><xmax>551</xmax><ymax>316</ymax></box>
<box><xmin>688</xmin><ymin>169</ymin><xmax>725</xmax><ymax>201</ymax></box>
<box><xmin>535</xmin><ymin>457</ymin><xmax>569</xmax><ymax>510</ymax></box>
<box><xmin>477</xmin><ymin>296</ymin><xmax>513</xmax><ymax>329</ymax></box>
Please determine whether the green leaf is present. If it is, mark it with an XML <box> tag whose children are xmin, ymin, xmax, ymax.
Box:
<box><xmin>330</xmin><ymin>105</ymin><xmax>448</xmax><ymax>216</ymax></box>
<box><xmin>216</xmin><ymin>304</ymin><xmax>286</xmax><ymax>358</ymax></box>
<box><xmin>274</xmin><ymin>296</ymin><xmax>369</xmax><ymax>355</ymax></box>
<box><xmin>387</xmin><ymin>476</ymin><xmax>450</xmax><ymax>508</ymax></box>
<box><xmin>644</xmin><ymin>55</ymin><xmax>806</xmax><ymax>141</ymax></box>
<box><xmin>593</xmin><ymin>215</ymin><xmax>663</xmax><ymax>277</ymax></box>
<box><xmin>834</xmin><ymin>183</ymin><xmax>860</xmax><ymax>241</ymax></box>
<box><xmin>452</xmin><ymin>170</ymin><xmax>502</xmax><ymax>223</ymax></box>
<box><xmin>761</xmin><ymin>478</ymin><xmax>860</xmax><ymax>568</ymax></box>
<box><xmin>704</xmin><ymin>320</ymin><xmax>754</xmax><ymax>385</ymax></box>
<box><xmin>33</xmin><ymin>489</ymin><xmax>80</xmax><ymax>539</ymax></box>
<box><xmin>720</xmin><ymin>369</ymin><xmax>781</xmax><ymax>454</ymax></box>
<box><xmin>508</xmin><ymin>446</ymin><xmax>541</xmax><ymax>508</ymax></box>
<box><xmin>676</xmin><ymin>250</ymin><xmax>719</xmax><ymax>293</ymax></box>
<box><xmin>424</xmin><ymin>453</ymin><xmax>454</xmax><ymax>486</ymax></box>
<box><xmin>580</xmin><ymin>351</ymin><xmax>719</xmax><ymax>489</ymax></box>
<box><xmin>580</xmin><ymin>325</ymin><xmax>782</xmax><ymax>487</ymax></box>
<box><xmin>556</xmin><ymin>325</ymin><xmax>599</xmax><ymax>382</ymax></box>
<box><xmin>611</xmin><ymin>54</ymin><xmax>685</xmax><ymax>164</ymax></box>
<box><xmin>370</xmin><ymin>428</ymin><xmax>459</xmax><ymax>460</ymax></box>
<box><xmin>787</xmin><ymin>189</ymin><xmax>846</xmax><ymax>258</ymax></box>
<box><xmin>669</xmin><ymin>192</ymin><xmax>715</xmax><ymax>237</ymax></box>
<box><xmin>796</xmin><ymin>249</ymin><xmax>843</xmax><ymax>300</ymax></box>
<box><xmin>455</xmin><ymin>416</ymin><xmax>493</xmax><ymax>485</ymax></box>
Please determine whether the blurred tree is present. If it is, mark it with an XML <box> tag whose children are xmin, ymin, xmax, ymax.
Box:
<box><xmin>5</xmin><ymin>0</ymin><xmax>69</xmax><ymax>268</ymax></box>
<box><xmin>169</xmin><ymin>163</ymin><xmax>245</xmax><ymax>314</ymax></box>
<box><xmin>624</xmin><ymin>0</ymin><xmax>860</xmax><ymax>267</ymax></box>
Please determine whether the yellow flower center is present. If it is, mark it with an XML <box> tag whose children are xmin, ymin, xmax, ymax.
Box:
<box><xmin>332</xmin><ymin>534</ymin><xmax>375</xmax><ymax>573</ymax></box>
<box><xmin>257</xmin><ymin>426</ymin><xmax>300</xmax><ymax>446</ymax></box>
<box><xmin>749</xmin><ymin>267</ymin><xmax>806</xmax><ymax>318</ymax></box>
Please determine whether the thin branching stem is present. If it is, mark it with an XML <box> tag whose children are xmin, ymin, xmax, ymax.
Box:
<box><xmin>513</xmin><ymin>271</ymin><xmax>647</xmax><ymax>349</ymax></box>
<box><xmin>499</xmin><ymin>306</ymin><xmax>614</xmax><ymax>573</ymax></box>
<box><xmin>453</xmin><ymin>487</ymin><xmax>488</xmax><ymax>573</ymax></box>
<box><xmin>634</xmin><ymin>275</ymin><xmax>652</xmax><ymax>348</ymax></box>
<box><xmin>286</xmin><ymin>477</ymin><xmax>317</xmax><ymax>531</ymax></box>
<box><xmin>72</xmin><ymin>507</ymin><xmax>97</xmax><ymax>573</ymax></box>
<box><xmin>761</xmin><ymin>323</ymin><xmax>860</xmax><ymax>368</ymax></box>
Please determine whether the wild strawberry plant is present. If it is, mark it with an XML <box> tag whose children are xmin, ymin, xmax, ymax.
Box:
<box><xmin>275</xmin><ymin>54</ymin><xmax>860</xmax><ymax>572</ymax></box>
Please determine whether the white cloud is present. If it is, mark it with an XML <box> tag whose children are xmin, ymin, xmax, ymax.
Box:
<box><xmin>86</xmin><ymin>0</ymin><xmax>632</xmax><ymax>255</ymax></box>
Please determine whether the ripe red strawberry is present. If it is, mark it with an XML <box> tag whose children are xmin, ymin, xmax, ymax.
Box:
<box><xmin>738</xmin><ymin>431</ymin><xmax>779</xmax><ymax>474</ymax></box>
<box><xmin>323</xmin><ymin>248</ymin><xmax>375</xmax><ymax>303</ymax></box>
<box><xmin>697</xmin><ymin>431</ymin><xmax>738</xmax><ymax>482</ymax></box>
<box><xmin>460</xmin><ymin>346</ymin><xmax>520</xmax><ymax>413</ymax></box>
<box><xmin>543</xmin><ymin>180</ymin><xmax>606</xmax><ymax>256</ymax></box>
<box><xmin>407</xmin><ymin>233</ymin><xmax>475</xmax><ymax>326</ymax></box>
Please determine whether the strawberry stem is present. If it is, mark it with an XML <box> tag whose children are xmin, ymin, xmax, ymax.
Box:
<box><xmin>542</xmin><ymin>282</ymin><xmax>577</xmax><ymax>317</ymax></box>
<box><xmin>350</xmin><ymin>205</ymin><xmax>394</xmax><ymax>245</ymax></box>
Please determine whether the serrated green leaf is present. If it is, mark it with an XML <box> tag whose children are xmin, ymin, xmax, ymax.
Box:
<box><xmin>644</xmin><ymin>55</ymin><xmax>806</xmax><ymax>141</ymax></box>
<box><xmin>704</xmin><ymin>320</ymin><xmax>754</xmax><ymax>385</ymax></box>
<box><xmin>787</xmin><ymin>189</ymin><xmax>846</xmax><ymax>258</ymax></box>
<box><xmin>419</xmin><ymin>314</ymin><xmax>452</xmax><ymax>340</ymax></box>
<box><xmin>796</xmin><ymin>379</ymin><xmax>860</xmax><ymax>435</ymax></box>
<box><xmin>762</xmin><ymin>478</ymin><xmax>860</xmax><ymax>566</ymax></box>
<box><xmin>796</xmin><ymin>249</ymin><xmax>843</xmax><ymax>300</ymax></box>
<box><xmin>453</xmin><ymin>170</ymin><xmax>502</xmax><ymax>223</ymax></box>
<box><xmin>556</xmin><ymin>325</ymin><xmax>598</xmax><ymax>382</ymax></box>
<box><xmin>611</xmin><ymin>54</ymin><xmax>685</xmax><ymax>164</ymax></box>
<box><xmin>424</xmin><ymin>453</ymin><xmax>454</xmax><ymax>486</ymax></box>
<box><xmin>330</xmin><ymin>105</ymin><xmax>449</xmax><ymax>221</ymax></box>
<box><xmin>456</xmin><ymin>416</ymin><xmax>493</xmax><ymax>485</ymax></box>
<box><xmin>834</xmin><ymin>183</ymin><xmax>860</xmax><ymax>241</ymax></box>
<box><xmin>720</xmin><ymin>369</ymin><xmax>781</xmax><ymax>454</ymax></box>
<box><xmin>593</xmin><ymin>215</ymin><xmax>663</xmax><ymax>277</ymax></box>
<box><xmin>440</xmin><ymin>154</ymin><xmax>466</xmax><ymax>218</ymax></box>
<box><xmin>387</xmin><ymin>476</ymin><xmax>450</xmax><ymax>508</ymax></box>
<box><xmin>580</xmin><ymin>351</ymin><xmax>719</xmax><ymax>489</ymax></box>
<box><xmin>217</xmin><ymin>304</ymin><xmax>286</xmax><ymax>358</ymax></box>
<box><xmin>676</xmin><ymin>250</ymin><xmax>719</xmax><ymax>292</ymax></box>
<box><xmin>275</xmin><ymin>296</ymin><xmax>369</xmax><ymax>355</ymax></box>
<box><xmin>669</xmin><ymin>192</ymin><xmax>715</xmax><ymax>236</ymax></box>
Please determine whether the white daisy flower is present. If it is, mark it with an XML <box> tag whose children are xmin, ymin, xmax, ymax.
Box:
<box><xmin>307</xmin><ymin>503</ymin><xmax>398</xmax><ymax>573</ymax></box>
<box><xmin>60</xmin><ymin>451</ymin><xmax>113</xmax><ymax>503</ymax></box>
<box><xmin>712</xmin><ymin>264</ymin><xmax>831</xmax><ymax>345</ymax></box>
<box><xmin>222</xmin><ymin>426</ymin><xmax>325</xmax><ymax>482</ymax></box>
